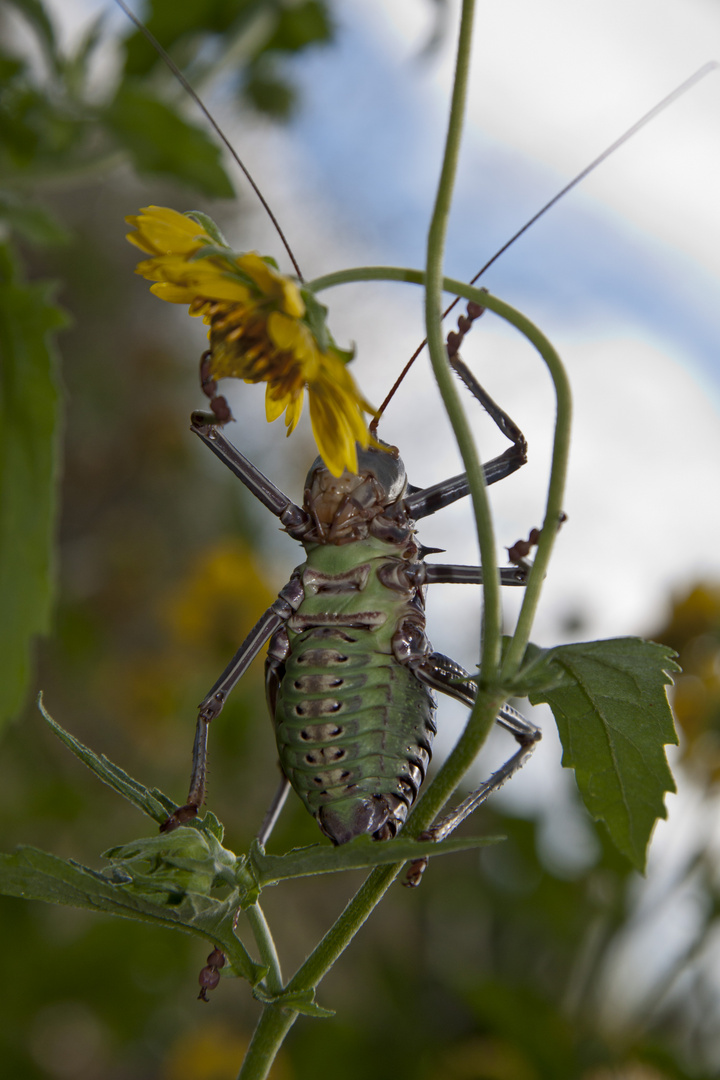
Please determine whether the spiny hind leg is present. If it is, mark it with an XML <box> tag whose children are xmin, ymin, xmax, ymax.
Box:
<box><xmin>407</xmin><ymin>653</ymin><xmax>541</xmax><ymax>886</ymax></box>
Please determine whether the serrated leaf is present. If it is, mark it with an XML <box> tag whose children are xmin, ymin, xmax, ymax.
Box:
<box><xmin>103</xmin><ymin>84</ymin><xmax>234</xmax><ymax>198</ymax></box>
<box><xmin>0</xmin><ymin>245</ymin><xmax>65</xmax><ymax>728</ymax></box>
<box><xmin>527</xmin><ymin>638</ymin><xmax>680</xmax><ymax>871</ymax></box>
<box><xmin>250</xmin><ymin>833</ymin><xmax>503</xmax><ymax>886</ymax></box>
<box><xmin>0</xmin><ymin>845</ymin><xmax>265</xmax><ymax>984</ymax></box>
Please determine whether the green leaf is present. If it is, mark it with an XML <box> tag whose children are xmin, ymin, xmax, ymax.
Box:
<box><xmin>121</xmin><ymin>0</ymin><xmax>249</xmax><ymax>78</ymax></box>
<box><xmin>0</xmin><ymin>245</ymin><xmax>65</xmax><ymax>728</ymax></box>
<box><xmin>63</xmin><ymin>13</ymin><xmax>105</xmax><ymax>99</ymax></box>
<box><xmin>262</xmin><ymin>1</ymin><xmax>333</xmax><ymax>54</ymax></box>
<box><xmin>40</xmin><ymin>699</ymin><xmax>229</xmax><ymax>850</ymax></box>
<box><xmin>185</xmin><ymin>210</ymin><xmax>229</xmax><ymax>247</ymax></box>
<box><xmin>249</xmin><ymin>833</ymin><xmax>504</xmax><ymax>887</ymax></box>
<box><xmin>0</xmin><ymin>845</ymin><xmax>265</xmax><ymax>984</ymax></box>
<box><xmin>103</xmin><ymin>827</ymin><xmax>237</xmax><ymax>897</ymax></box>
<box><xmin>527</xmin><ymin>638</ymin><xmax>680</xmax><ymax>871</ymax></box>
<box><xmin>244</xmin><ymin>68</ymin><xmax>296</xmax><ymax>120</ymax></box>
<box><xmin>0</xmin><ymin>192</ymin><xmax>70</xmax><ymax>246</ymax></box>
<box><xmin>39</xmin><ymin>696</ymin><xmax>177</xmax><ymax>824</ymax></box>
<box><xmin>301</xmin><ymin>288</ymin><xmax>332</xmax><ymax>353</ymax></box>
<box><xmin>5</xmin><ymin>0</ymin><xmax>57</xmax><ymax>61</ymax></box>
<box><xmin>103</xmin><ymin>84</ymin><xmax>234</xmax><ymax>197</ymax></box>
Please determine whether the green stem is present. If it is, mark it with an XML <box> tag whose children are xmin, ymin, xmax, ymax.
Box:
<box><xmin>286</xmin><ymin>863</ymin><xmax>400</xmax><ymax>992</ymax></box>
<box><xmin>233</xmin><ymin>902</ymin><xmax>288</xmax><ymax>1080</ymax></box>
<box><xmin>237</xmin><ymin>1005</ymin><xmax>296</xmax><ymax>1080</ymax></box>
<box><xmin>403</xmin><ymin>690</ymin><xmax>504</xmax><ymax>835</ymax></box>
<box><xmin>237</xmin><ymin>866</ymin><xmax>400</xmax><ymax>1080</ymax></box>
<box><xmin>422</xmin><ymin>0</ymin><xmax>502</xmax><ymax>683</ymax></box>
<box><xmin>244</xmin><ymin>902</ymin><xmax>283</xmax><ymax>995</ymax></box>
<box><xmin>309</xmin><ymin>264</ymin><xmax>572</xmax><ymax>682</ymax></box>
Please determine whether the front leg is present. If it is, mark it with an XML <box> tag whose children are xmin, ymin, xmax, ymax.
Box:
<box><xmin>191</xmin><ymin>413</ymin><xmax>310</xmax><ymax>539</ymax></box>
<box><xmin>403</xmin><ymin>357</ymin><xmax>527</xmax><ymax>520</ymax></box>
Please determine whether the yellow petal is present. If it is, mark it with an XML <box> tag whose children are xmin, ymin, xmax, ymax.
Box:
<box><xmin>126</xmin><ymin>206</ymin><xmax>213</xmax><ymax>257</ymax></box>
<box><xmin>308</xmin><ymin>392</ymin><xmax>359</xmax><ymax>477</ymax></box>
<box><xmin>265</xmin><ymin>384</ymin><xmax>289</xmax><ymax>423</ymax></box>
<box><xmin>238</xmin><ymin>254</ymin><xmax>305</xmax><ymax>318</ymax></box>
<box><xmin>267</xmin><ymin>312</ymin><xmax>318</xmax><ymax>370</ymax></box>
<box><xmin>149</xmin><ymin>282</ymin><xmax>198</xmax><ymax>304</ymax></box>
<box><xmin>284</xmin><ymin>391</ymin><xmax>304</xmax><ymax>434</ymax></box>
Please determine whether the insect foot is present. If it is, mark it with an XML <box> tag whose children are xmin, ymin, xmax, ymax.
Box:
<box><xmin>159</xmin><ymin>803</ymin><xmax>200</xmax><ymax>832</ymax></box>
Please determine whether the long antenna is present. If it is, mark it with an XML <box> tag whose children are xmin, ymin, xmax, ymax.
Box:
<box><xmin>113</xmin><ymin>0</ymin><xmax>304</xmax><ymax>282</ymax></box>
<box><xmin>371</xmin><ymin>60</ymin><xmax>719</xmax><ymax>428</ymax></box>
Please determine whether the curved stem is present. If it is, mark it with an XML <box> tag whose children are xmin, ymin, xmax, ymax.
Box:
<box><xmin>309</xmin><ymin>265</ymin><xmax>572</xmax><ymax>682</ymax></box>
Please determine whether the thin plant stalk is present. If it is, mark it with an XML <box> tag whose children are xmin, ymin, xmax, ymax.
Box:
<box><xmin>421</xmin><ymin>0</ymin><xmax>502</xmax><ymax>683</ymax></box>
<box><xmin>244</xmin><ymin>902</ymin><xmax>283</xmax><ymax>995</ymax></box>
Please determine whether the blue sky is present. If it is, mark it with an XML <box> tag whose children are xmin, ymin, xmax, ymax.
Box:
<box><xmin>279</xmin><ymin>0</ymin><xmax>720</xmax><ymax>398</ymax></box>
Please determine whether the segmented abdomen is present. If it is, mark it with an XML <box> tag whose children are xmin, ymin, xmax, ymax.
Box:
<box><xmin>274</xmin><ymin>626</ymin><xmax>436</xmax><ymax>845</ymax></box>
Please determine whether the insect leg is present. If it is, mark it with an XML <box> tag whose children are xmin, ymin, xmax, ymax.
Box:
<box><xmin>256</xmin><ymin>770</ymin><xmax>292</xmax><ymax>849</ymax></box>
<box><xmin>161</xmin><ymin>578</ymin><xmax>303</xmax><ymax>832</ymax></box>
<box><xmin>403</xmin><ymin>358</ymin><xmax>527</xmax><ymax>520</ymax></box>
<box><xmin>408</xmin><ymin>652</ymin><xmax>541</xmax><ymax>885</ymax></box>
<box><xmin>191</xmin><ymin>414</ymin><xmax>311</xmax><ymax>538</ymax></box>
<box><xmin>423</xmin><ymin>564</ymin><xmax>527</xmax><ymax>586</ymax></box>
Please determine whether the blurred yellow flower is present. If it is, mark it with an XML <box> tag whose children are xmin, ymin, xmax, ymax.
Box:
<box><xmin>126</xmin><ymin>206</ymin><xmax>373</xmax><ymax>476</ymax></box>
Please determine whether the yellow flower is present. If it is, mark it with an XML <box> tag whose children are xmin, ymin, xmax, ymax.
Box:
<box><xmin>126</xmin><ymin>206</ymin><xmax>373</xmax><ymax>476</ymax></box>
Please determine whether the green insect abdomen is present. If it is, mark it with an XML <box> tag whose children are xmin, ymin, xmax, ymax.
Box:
<box><xmin>269</xmin><ymin>538</ymin><xmax>437</xmax><ymax>844</ymax></box>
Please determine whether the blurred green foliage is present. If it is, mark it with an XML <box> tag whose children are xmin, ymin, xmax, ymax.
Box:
<box><xmin>0</xmin><ymin>0</ymin><xmax>719</xmax><ymax>1077</ymax></box>
<box><xmin>0</xmin><ymin>0</ymin><xmax>337</xmax><ymax>731</ymax></box>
